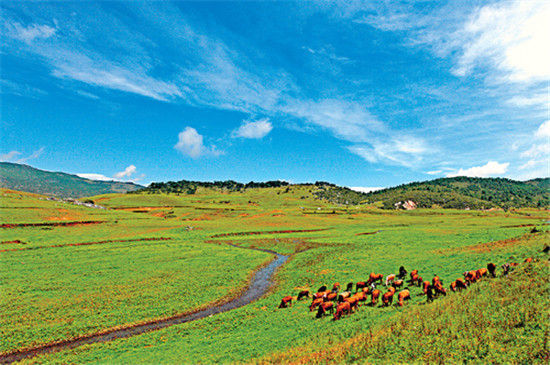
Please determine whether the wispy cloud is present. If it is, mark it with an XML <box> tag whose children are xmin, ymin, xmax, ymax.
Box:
<box><xmin>77</xmin><ymin>173</ymin><xmax>113</xmax><ymax>182</ymax></box>
<box><xmin>5</xmin><ymin>21</ymin><xmax>56</xmax><ymax>44</ymax></box>
<box><xmin>114</xmin><ymin>165</ymin><xmax>136</xmax><ymax>179</ymax></box>
<box><xmin>13</xmin><ymin>147</ymin><xmax>45</xmax><ymax>164</ymax></box>
<box><xmin>0</xmin><ymin>151</ymin><xmax>22</xmax><ymax>162</ymax></box>
<box><xmin>174</xmin><ymin>127</ymin><xmax>221</xmax><ymax>158</ymax></box>
<box><xmin>446</xmin><ymin>161</ymin><xmax>509</xmax><ymax>178</ymax></box>
<box><xmin>233</xmin><ymin>118</ymin><xmax>273</xmax><ymax>139</ymax></box>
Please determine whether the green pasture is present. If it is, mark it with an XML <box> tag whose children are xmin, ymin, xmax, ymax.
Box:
<box><xmin>0</xmin><ymin>188</ymin><xmax>547</xmax><ymax>362</ymax></box>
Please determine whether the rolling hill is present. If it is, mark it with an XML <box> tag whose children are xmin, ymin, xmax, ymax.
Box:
<box><xmin>362</xmin><ymin>176</ymin><xmax>550</xmax><ymax>209</ymax></box>
<box><xmin>0</xmin><ymin>162</ymin><xmax>143</xmax><ymax>199</ymax></box>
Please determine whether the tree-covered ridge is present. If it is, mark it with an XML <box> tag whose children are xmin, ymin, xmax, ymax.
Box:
<box><xmin>0</xmin><ymin>162</ymin><xmax>142</xmax><ymax>199</ymax></box>
<box><xmin>136</xmin><ymin>179</ymin><xmax>290</xmax><ymax>194</ymax></box>
<box><xmin>363</xmin><ymin>176</ymin><xmax>550</xmax><ymax>209</ymax></box>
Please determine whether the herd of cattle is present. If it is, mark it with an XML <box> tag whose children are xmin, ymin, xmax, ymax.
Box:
<box><xmin>278</xmin><ymin>257</ymin><xmax>535</xmax><ymax>320</ymax></box>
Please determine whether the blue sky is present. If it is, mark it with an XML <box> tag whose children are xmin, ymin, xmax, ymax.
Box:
<box><xmin>1</xmin><ymin>1</ymin><xmax>548</xmax><ymax>189</ymax></box>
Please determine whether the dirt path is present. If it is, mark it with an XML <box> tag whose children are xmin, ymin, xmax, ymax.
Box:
<box><xmin>0</xmin><ymin>244</ymin><xmax>289</xmax><ymax>364</ymax></box>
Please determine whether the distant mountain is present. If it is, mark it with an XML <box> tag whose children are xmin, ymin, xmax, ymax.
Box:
<box><xmin>0</xmin><ymin>162</ymin><xmax>143</xmax><ymax>198</ymax></box>
<box><xmin>363</xmin><ymin>176</ymin><xmax>550</xmax><ymax>209</ymax></box>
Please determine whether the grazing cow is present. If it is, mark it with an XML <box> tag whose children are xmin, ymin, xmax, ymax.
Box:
<box><xmin>326</xmin><ymin>292</ymin><xmax>338</xmax><ymax>302</ymax></box>
<box><xmin>297</xmin><ymin>290</ymin><xmax>310</xmax><ymax>301</ymax></box>
<box><xmin>432</xmin><ymin>275</ymin><xmax>441</xmax><ymax>286</ymax></box>
<box><xmin>345</xmin><ymin>282</ymin><xmax>354</xmax><ymax>292</ymax></box>
<box><xmin>398</xmin><ymin>266</ymin><xmax>407</xmax><ymax>279</ymax></box>
<box><xmin>397</xmin><ymin>289</ymin><xmax>411</xmax><ymax>306</ymax></box>
<box><xmin>368</xmin><ymin>273</ymin><xmax>383</xmax><ymax>285</ymax></box>
<box><xmin>385</xmin><ymin>274</ymin><xmax>396</xmax><ymax>287</ymax></box>
<box><xmin>333</xmin><ymin>302</ymin><xmax>351</xmax><ymax>320</ymax></box>
<box><xmin>502</xmin><ymin>263</ymin><xmax>511</xmax><ymax>276</ymax></box>
<box><xmin>316</xmin><ymin>301</ymin><xmax>334</xmax><ymax>318</ymax></box>
<box><xmin>455</xmin><ymin>278</ymin><xmax>467</xmax><ymax>290</ymax></box>
<box><xmin>487</xmin><ymin>262</ymin><xmax>497</xmax><ymax>277</ymax></box>
<box><xmin>450</xmin><ymin>281</ymin><xmax>457</xmax><ymax>292</ymax></box>
<box><xmin>356</xmin><ymin>281</ymin><xmax>368</xmax><ymax>292</ymax></box>
<box><xmin>410</xmin><ymin>273</ymin><xmax>420</xmax><ymax>285</ymax></box>
<box><xmin>434</xmin><ymin>282</ymin><xmax>446</xmax><ymax>296</ymax></box>
<box><xmin>392</xmin><ymin>280</ymin><xmax>404</xmax><ymax>289</ymax></box>
<box><xmin>344</xmin><ymin>296</ymin><xmax>359</xmax><ymax>312</ymax></box>
<box><xmin>464</xmin><ymin>270</ymin><xmax>477</xmax><ymax>284</ymax></box>
<box><xmin>309</xmin><ymin>298</ymin><xmax>324</xmax><ymax>311</ymax></box>
<box><xmin>317</xmin><ymin>285</ymin><xmax>327</xmax><ymax>293</ymax></box>
<box><xmin>338</xmin><ymin>291</ymin><xmax>351</xmax><ymax>302</ymax></box>
<box><xmin>426</xmin><ymin>285</ymin><xmax>434</xmax><ymax>303</ymax></box>
<box><xmin>410</xmin><ymin>270</ymin><xmax>418</xmax><ymax>280</ymax></box>
<box><xmin>353</xmin><ymin>291</ymin><xmax>367</xmax><ymax>306</ymax></box>
<box><xmin>313</xmin><ymin>290</ymin><xmax>331</xmax><ymax>300</ymax></box>
<box><xmin>362</xmin><ymin>286</ymin><xmax>372</xmax><ymax>295</ymax></box>
<box><xmin>416</xmin><ymin>276</ymin><xmax>423</xmax><ymax>287</ymax></box>
<box><xmin>475</xmin><ymin>268</ymin><xmax>488</xmax><ymax>280</ymax></box>
<box><xmin>524</xmin><ymin>257</ymin><xmax>533</xmax><ymax>263</ymax></box>
<box><xmin>382</xmin><ymin>290</ymin><xmax>395</xmax><ymax>306</ymax></box>
<box><xmin>371</xmin><ymin>289</ymin><xmax>381</xmax><ymax>306</ymax></box>
<box><xmin>423</xmin><ymin>280</ymin><xmax>430</xmax><ymax>294</ymax></box>
<box><xmin>278</xmin><ymin>296</ymin><xmax>293</xmax><ymax>308</ymax></box>
<box><xmin>332</xmin><ymin>282</ymin><xmax>341</xmax><ymax>292</ymax></box>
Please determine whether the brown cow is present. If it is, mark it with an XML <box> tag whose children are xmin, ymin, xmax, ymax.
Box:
<box><xmin>338</xmin><ymin>291</ymin><xmax>351</xmax><ymax>302</ymax></box>
<box><xmin>432</xmin><ymin>275</ymin><xmax>441</xmax><ymax>286</ymax></box>
<box><xmin>344</xmin><ymin>296</ymin><xmax>359</xmax><ymax>312</ymax></box>
<box><xmin>385</xmin><ymin>274</ymin><xmax>396</xmax><ymax>287</ymax></box>
<box><xmin>416</xmin><ymin>276</ymin><xmax>423</xmax><ymax>287</ymax></box>
<box><xmin>487</xmin><ymin>262</ymin><xmax>497</xmax><ymax>277</ymax></box>
<box><xmin>353</xmin><ymin>291</ymin><xmax>367</xmax><ymax>306</ymax></box>
<box><xmin>371</xmin><ymin>289</ymin><xmax>381</xmax><ymax>306</ymax></box>
<box><xmin>309</xmin><ymin>298</ymin><xmax>324</xmax><ymax>311</ymax></box>
<box><xmin>423</xmin><ymin>280</ymin><xmax>430</xmax><ymax>294</ymax></box>
<box><xmin>367</xmin><ymin>273</ymin><xmax>383</xmax><ymax>285</ymax></box>
<box><xmin>325</xmin><ymin>292</ymin><xmax>338</xmax><ymax>302</ymax></box>
<box><xmin>397</xmin><ymin>289</ymin><xmax>411</xmax><ymax>306</ymax></box>
<box><xmin>297</xmin><ymin>290</ymin><xmax>310</xmax><ymax>301</ymax></box>
<box><xmin>382</xmin><ymin>290</ymin><xmax>395</xmax><ymax>306</ymax></box>
<box><xmin>524</xmin><ymin>257</ymin><xmax>533</xmax><ymax>263</ymax></box>
<box><xmin>392</xmin><ymin>280</ymin><xmax>404</xmax><ymax>289</ymax></box>
<box><xmin>464</xmin><ymin>270</ymin><xmax>477</xmax><ymax>284</ymax></box>
<box><xmin>316</xmin><ymin>301</ymin><xmax>334</xmax><ymax>318</ymax></box>
<box><xmin>333</xmin><ymin>302</ymin><xmax>351</xmax><ymax>320</ymax></box>
<box><xmin>332</xmin><ymin>282</ymin><xmax>341</xmax><ymax>292</ymax></box>
<box><xmin>410</xmin><ymin>270</ymin><xmax>418</xmax><ymax>279</ymax></box>
<box><xmin>355</xmin><ymin>281</ymin><xmax>368</xmax><ymax>292</ymax></box>
<box><xmin>475</xmin><ymin>268</ymin><xmax>488</xmax><ymax>280</ymax></box>
<box><xmin>313</xmin><ymin>290</ymin><xmax>331</xmax><ymax>300</ymax></box>
<box><xmin>278</xmin><ymin>295</ymin><xmax>293</xmax><ymax>308</ymax></box>
<box><xmin>434</xmin><ymin>282</ymin><xmax>446</xmax><ymax>296</ymax></box>
<box><xmin>450</xmin><ymin>281</ymin><xmax>457</xmax><ymax>292</ymax></box>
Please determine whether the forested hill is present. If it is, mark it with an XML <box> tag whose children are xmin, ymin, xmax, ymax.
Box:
<box><xmin>0</xmin><ymin>162</ymin><xmax>142</xmax><ymax>198</ymax></box>
<box><xmin>363</xmin><ymin>176</ymin><xmax>550</xmax><ymax>209</ymax></box>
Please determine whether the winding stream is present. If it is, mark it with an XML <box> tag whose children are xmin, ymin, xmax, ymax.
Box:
<box><xmin>0</xmin><ymin>244</ymin><xmax>289</xmax><ymax>364</ymax></box>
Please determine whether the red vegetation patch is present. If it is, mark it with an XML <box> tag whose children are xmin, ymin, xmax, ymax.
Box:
<box><xmin>0</xmin><ymin>240</ymin><xmax>27</xmax><ymax>245</ymax></box>
<box><xmin>0</xmin><ymin>237</ymin><xmax>173</xmax><ymax>253</ymax></box>
<box><xmin>210</xmin><ymin>228</ymin><xmax>327</xmax><ymax>238</ymax></box>
<box><xmin>355</xmin><ymin>230</ymin><xmax>380</xmax><ymax>236</ymax></box>
<box><xmin>0</xmin><ymin>221</ymin><xmax>105</xmax><ymax>229</ymax></box>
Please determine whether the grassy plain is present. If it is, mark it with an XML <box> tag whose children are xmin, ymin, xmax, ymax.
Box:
<box><xmin>0</xmin><ymin>186</ymin><xmax>548</xmax><ymax>363</ymax></box>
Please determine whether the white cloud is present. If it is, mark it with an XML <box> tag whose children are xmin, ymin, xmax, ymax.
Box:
<box><xmin>174</xmin><ymin>127</ymin><xmax>220</xmax><ymax>158</ymax></box>
<box><xmin>0</xmin><ymin>151</ymin><xmax>22</xmax><ymax>162</ymax></box>
<box><xmin>535</xmin><ymin>120</ymin><xmax>550</xmax><ymax>139</ymax></box>
<box><xmin>233</xmin><ymin>118</ymin><xmax>273</xmax><ymax>139</ymax></box>
<box><xmin>114</xmin><ymin>165</ymin><xmax>137</xmax><ymax>179</ymax></box>
<box><xmin>7</xmin><ymin>22</ymin><xmax>56</xmax><ymax>44</ymax></box>
<box><xmin>426</xmin><ymin>170</ymin><xmax>442</xmax><ymax>175</ymax></box>
<box><xmin>451</xmin><ymin>0</ymin><xmax>550</xmax><ymax>82</ymax></box>
<box><xmin>15</xmin><ymin>147</ymin><xmax>45</xmax><ymax>164</ymax></box>
<box><xmin>446</xmin><ymin>161</ymin><xmax>509</xmax><ymax>178</ymax></box>
<box><xmin>348</xmin><ymin>136</ymin><xmax>429</xmax><ymax>167</ymax></box>
<box><xmin>77</xmin><ymin>173</ymin><xmax>113</xmax><ymax>181</ymax></box>
<box><xmin>349</xmin><ymin>186</ymin><xmax>384</xmax><ymax>193</ymax></box>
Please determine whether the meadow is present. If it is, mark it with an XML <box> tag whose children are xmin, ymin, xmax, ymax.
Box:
<box><xmin>0</xmin><ymin>186</ymin><xmax>548</xmax><ymax>363</ymax></box>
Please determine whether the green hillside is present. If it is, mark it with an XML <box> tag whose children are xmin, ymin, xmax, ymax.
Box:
<box><xmin>363</xmin><ymin>176</ymin><xmax>550</xmax><ymax>209</ymax></box>
<box><xmin>0</xmin><ymin>162</ymin><xmax>142</xmax><ymax>199</ymax></box>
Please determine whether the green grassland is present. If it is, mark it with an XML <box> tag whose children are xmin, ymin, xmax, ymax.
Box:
<box><xmin>1</xmin><ymin>186</ymin><xmax>548</xmax><ymax>363</ymax></box>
